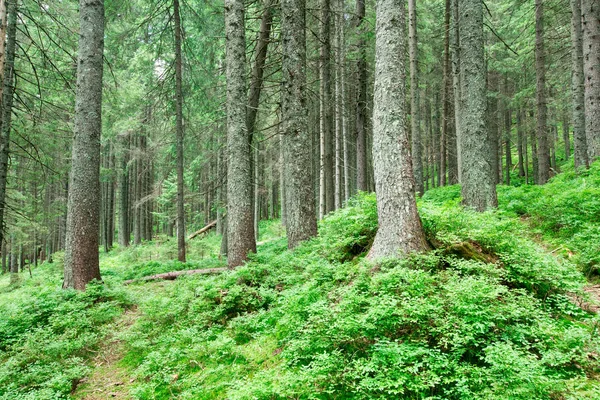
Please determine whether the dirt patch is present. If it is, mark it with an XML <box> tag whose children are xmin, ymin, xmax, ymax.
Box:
<box><xmin>74</xmin><ymin>306</ymin><xmax>140</xmax><ymax>399</ymax></box>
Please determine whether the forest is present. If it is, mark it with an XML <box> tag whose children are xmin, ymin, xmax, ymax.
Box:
<box><xmin>0</xmin><ymin>0</ymin><xmax>600</xmax><ymax>397</ymax></box>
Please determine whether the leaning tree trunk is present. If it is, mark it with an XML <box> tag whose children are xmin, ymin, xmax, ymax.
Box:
<box><xmin>535</xmin><ymin>0</ymin><xmax>550</xmax><ymax>184</ymax></box>
<box><xmin>226</xmin><ymin>0</ymin><xmax>256</xmax><ymax>266</ymax></box>
<box><xmin>368</xmin><ymin>0</ymin><xmax>429</xmax><ymax>259</ymax></box>
<box><xmin>408</xmin><ymin>0</ymin><xmax>423</xmax><ymax>195</ymax></box>
<box><xmin>0</xmin><ymin>0</ymin><xmax>16</xmax><ymax>252</ymax></box>
<box><xmin>582</xmin><ymin>0</ymin><xmax>600</xmax><ymax>162</ymax></box>
<box><xmin>63</xmin><ymin>0</ymin><xmax>104</xmax><ymax>290</ymax></box>
<box><xmin>281</xmin><ymin>0</ymin><xmax>317</xmax><ymax>248</ymax></box>
<box><xmin>458</xmin><ymin>0</ymin><xmax>497</xmax><ymax>211</ymax></box>
<box><xmin>173</xmin><ymin>0</ymin><xmax>186</xmax><ymax>262</ymax></box>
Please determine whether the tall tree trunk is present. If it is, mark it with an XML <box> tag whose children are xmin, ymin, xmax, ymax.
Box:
<box><xmin>572</xmin><ymin>0</ymin><xmax>589</xmax><ymax>169</ymax></box>
<box><xmin>174</xmin><ymin>0</ymin><xmax>186</xmax><ymax>262</ymax></box>
<box><xmin>319</xmin><ymin>0</ymin><xmax>333</xmax><ymax>217</ymax></box>
<box><xmin>563</xmin><ymin>113</ymin><xmax>571</xmax><ymax>161</ymax></box>
<box><xmin>582</xmin><ymin>0</ymin><xmax>600</xmax><ymax>161</ymax></box>
<box><xmin>408</xmin><ymin>0</ymin><xmax>423</xmax><ymax>195</ymax></box>
<box><xmin>517</xmin><ymin>108</ymin><xmax>525</xmax><ymax>177</ymax></box>
<box><xmin>63</xmin><ymin>0</ymin><xmax>104</xmax><ymax>290</ymax></box>
<box><xmin>458</xmin><ymin>0</ymin><xmax>497</xmax><ymax>210</ymax></box>
<box><xmin>0</xmin><ymin>0</ymin><xmax>16</xmax><ymax>252</ymax></box>
<box><xmin>281</xmin><ymin>0</ymin><xmax>317</xmax><ymax>248</ymax></box>
<box><xmin>535</xmin><ymin>0</ymin><xmax>550</xmax><ymax>184</ymax></box>
<box><xmin>487</xmin><ymin>72</ymin><xmax>499</xmax><ymax>185</ymax></box>
<box><xmin>368</xmin><ymin>0</ymin><xmax>429</xmax><ymax>259</ymax></box>
<box><xmin>226</xmin><ymin>0</ymin><xmax>256</xmax><ymax>266</ymax></box>
<box><xmin>450</xmin><ymin>0</ymin><xmax>462</xmax><ymax>183</ymax></box>
<box><xmin>355</xmin><ymin>0</ymin><xmax>367</xmax><ymax>192</ymax></box>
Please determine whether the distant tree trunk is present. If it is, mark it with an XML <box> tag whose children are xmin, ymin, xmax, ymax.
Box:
<box><xmin>355</xmin><ymin>0</ymin><xmax>367</xmax><ymax>192</ymax></box>
<box><xmin>408</xmin><ymin>0</ymin><xmax>423</xmax><ymax>195</ymax></box>
<box><xmin>368</xmin><ymin>0</ymin><xmax>429</xmax><ymax>259</ymax></box>
<box><xmin>535</xmin><ymin>0</ymin><xmax>550</xmax><ymax>184</ymax></box>
<box><xmin>118</xmin><ymin>133</ymin><xmax>130</xmax><ymax>247</ymax></box>
<box><xmin>226</xmin><ymin>0</ymin><xmax>256</xmax><ymax>266</ymax></box>
<box><xmin>505</xmin><ymin>106</ymin><xmax>512</xmax><ymax>186</ymax></box>
<box><xmin>0</xmin><ymin>0</ymin><xmax>16</xmax><ymax>252</ymax></box>
<box><xmin>335</xmin><ymin>0</ymin><xmax>344</xmax><ymax>208</ymax></box>
<box><xmin>582</xmin><ymin>0</ymin><xmax>600</xmax><ymax>162</ymax></box>
<box><xmin>517</xmin><ymin>108</ymin><xmax>525</xmax><ymax>177</ymax></box>
<box><xmin>173</xmin><ymin>0</ymin><xmax>186</xmax><ymax>262</ymax></box>
<box><xmin>572</xmin><ymin>0</ymin><xmax>588</xmax><ymax>169</ymax></box>
<box><xmin>63</xmin><ymin>0</ymin><xmax>104</xmax><ymax>290</ymax></box>
<box><xmin>562</xmin><ymin>114</ymin><xmax>571</xmax><ymax>161</ymax></box>
<box><xmin>529</xmin><ymin>110</ymin><xmax>538</xmax><ymax>181</ymax></box>
<box><xmin>523</xmin><ymin>110</ymin><xmax>529</xmax><ymax>184</ymax></box>
<box><xmin>458</xmin><ymin>0</ymin><xmax>497</xmax><ymax>211</ymax></box>
<box><xmin>487</xmin><ymin>72</ymin><xmax>499</xmax><ymax>185</ymax></box>
<box><xmin>281</xmin><ymin>0</ymin><xmax>317</xmax><ymax>248</ymax></box>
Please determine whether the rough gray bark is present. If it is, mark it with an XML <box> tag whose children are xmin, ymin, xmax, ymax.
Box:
<box><xmin>535</xmin><ymin>0</ymin><xmax>550</xmax><ymax>184</ymax></box>
<box><xmin>281</xmin><ymin>0</ymin><xmax>317</xmax><ymax>248</ymax></box>
<box><xmin>355</xmin><ymin>0</ymin><xmax>367</xmax><ymax>192</ymax></box>
<box><xmin>458</xmin><ymin>0</ymin><xmax>497</xmax><ymax>211</ymax></box>
<box><xmin>174</xmin><ymin>0</ymin><xmax>186</xmax><ymax>262</ymax></box>
<box><xmin>572</xmin><ymin>0</ymin><xmax>588</xmax><ymax>169</ymax></box>
<box><xmin>63</xmin><ymin>0</ymin><xmax>104</xmax><ymax>290</ymax></box>
<box><xmin>582</xmin><ymin>0</ymin><xmax>600</xmax><ymax>162</ymax></box>
<box><xmin>319</xmin><ymin>0</ymin><xmax>333</xmax><ymax>218</ymax></box>
<box><xmin>0</xmin><ymin>0</ymin><xmax>16</xmax><ymax>253</ymax></box>
<box><xmin>408</xmin><ymin>0</ymin><xmax>423</xmax><ymax>195</ymax></box>
<box><xmin>450</xmin><ymin>0</ymin><xmax>462</xmax><ymax>183</ymax></box>
<box><xmin>226</xmin><ymin>0</ymin><xmax>256</xmax><ymax>266</ymax></box>
<box><xmin>367</xmin><ymin>0</ymin><xmax>429</xmax><ymax>259</ymax></box>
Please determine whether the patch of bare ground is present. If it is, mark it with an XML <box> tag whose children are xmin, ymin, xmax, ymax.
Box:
<box><xmin>73</xmin><ymin>306</ymin><xmax>140</xmax><ymax>399</ymax></box>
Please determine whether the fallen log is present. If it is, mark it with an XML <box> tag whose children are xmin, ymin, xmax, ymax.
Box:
<box><xmin>123</xmin><ymin>267</ymin><xmax>228</xmax><ymax>285</ymax></box>
<box><xmin>187</xmin><ymin>220</ymin><xmax>217</xmax><ymax>241</ymax></box>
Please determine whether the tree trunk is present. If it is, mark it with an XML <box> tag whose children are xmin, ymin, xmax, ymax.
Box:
<box><xmin>368</xmin><ymin>0</ymin><xmax>429</xmax><ymax>259</ymax></box>
<box><xmin>319</xmin><ymin>0</ymin><xmax>333</xmax><ymax>218</ymax></box>
<box><xmin>572</xmin><ymin>0</ymin><xmax>589</xmax><ymax>169</ymax></box>
<box><xmin>450</xmin><ymin>0</ymin><xmax>462</xmax><ymax>183</ymax></box>
<box><xmin>281</xmin><ymin>0</ymin><xmax>317</xmax><ymax>248</ymax></box>
<box><xmin>174</xmin><ymin>0</ymin><xmax>186</xmax><ymax>262</ymax></box>
<box><xmin>582</xmin><ymin>0</ymin><xmax>600</xmax><ymax>162</ymax></box>
<box><xmin>63</xmin><ymin>0</ymin><xmax>104</xmax><ymax>290</ymax></box>
<box><xmin>118</xmin><ymin>133</ymin><xmax>130</xmax><ymax>247</ymax></box>
<box><xmin>0</xmin><ymin>0</ymin><xmax>16</xmax><ymax>252</ymax></box>
<box><xmin>535</xmin><ymin>0</ymin><xmax>550</xmax><ymax>184</ymax></box>
<box><xmin>517</xmin><ymin>108</ymin><xmax>525</xmax><ymax>177</ymax></box>
<box><xmin>562</xmin><ymin>114</ymin><xmax>571</xmax><ymax>161</ymax></box>
<box><xmin>458</xmin><ymin>0</ymin><xmax>497</xmax><ymax>211</ymax></box>
<box><xmin>408</xmin><ymin>0</ymin><xmax>423</xmax><ymax>195</ymax></box>
<box><xmin>355</xmin><ymin>0</ymin><xmax>367</xmax><ymax>192</ymax></box>
<box><xmin>226</xmin><ymin>0</ymin><xmax>256</xmax><ymax>266</ymax></box>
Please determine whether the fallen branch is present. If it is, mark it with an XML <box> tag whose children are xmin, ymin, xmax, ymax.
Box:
<box><xmin>123</xmin><ymin>267</ymin><xmax>228</xmax><ymax>285</ymax></box>
<box><xmin>187</xmin><ymin>220</ymin><xmax>217</xmax><ymax>241</ymax></box>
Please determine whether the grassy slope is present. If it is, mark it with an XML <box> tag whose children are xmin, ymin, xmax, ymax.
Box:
<box><xmin>1</xmin><ymin>164</ymin><xmax>600</xmax><ymax>399</ymax></box>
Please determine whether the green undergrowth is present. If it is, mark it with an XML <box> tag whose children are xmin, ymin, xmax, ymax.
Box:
<box><xmin>0</xmin><ymin>264</ymin><xmax>131</xmax><ymax>399</ymax></box>
<box><xmin>119</xmin><ymin>192</ymin><xmax>599</xmax><ymax>399</ymax></box>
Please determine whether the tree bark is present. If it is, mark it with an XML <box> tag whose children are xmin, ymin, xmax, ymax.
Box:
<box><xmin>118</xmin><ymin>133</ymin><xmax>130</xmax><ymax>247</ymax></box>
<box><xmin>63</xmin><ymin>0</ymin><xmax>104</xmax><ymax>290</ymax></box>
<box><xmin>368</xmin><ymin>0</ymin><xmax>429</xmax><ymax>259</ymax></box>
<box><xmin>582</xmin><ymin>0</ymin><xmax>600</xmax><ymax>162</ymax></box>
<box><xmin>408</xmin><ymin>0</ymin><xmax>423</xmax><ymax>195</ymax></box>
<box><xmin>355</xmin><ymin>0</ymin><xmax>367</xmax><ymax>192</ymax></box>
<box><xmin>174</xmin><ymin>0</ymin><xmax>186</xmax><ymax>262</ymax></box>
<box><xmin>458</xmin><ymin>0</ymin><xmax>497</xmax><ymax>211</ymax></box>
<box><xmin>281</xmin><ymin>0</ymin><xmax>317</xmax><ymax>248</ymax></box>
<box><xmin>572</xmin><ymin>0</ymin><xmax>588</xmax><ymax>169</ymax></box>
<box><xmin>319</xmin><ymin>0</ymin><xmax>334</xmax><ymax>217</ymax></box>
<box><xmin>450</xmin><ymin>0</ymin><xmax>462</xmax><ymax>183</ymax></box>
<box><xmin>226</xmin><ymin>0</ymin><xmax>256</xmax><ymax>266</ymax></box>
<box><xmin>535</xmin><ymin>0</ymin><xmax>550</xmax><ymax>184</ymax></box>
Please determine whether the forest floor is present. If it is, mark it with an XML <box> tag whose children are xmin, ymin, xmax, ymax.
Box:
<box><xmin>2</xmin><ymin>161</ymin><xmax>600</xmax><ymax>399</ymax></box>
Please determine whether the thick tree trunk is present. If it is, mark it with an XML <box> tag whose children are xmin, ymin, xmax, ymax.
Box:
<box><xmin>535</xmin><ymin>0</ymin><xmax>550</xmax><ymax>184</ymax></box>
<box><xmin>458</xmin><ymin>0</ymin><xmax>497</xmax><ymax>211</ymax></box>
<box><xmin>368</xmin><ymin>0</ymin><xmax>429</xmax><ymax>259</ymax></box>
<box><xmin>408</xmin><ymin>0</ymin><xmax>423</xmax><ymax>195</ymax></box>
<box><xmin>319</xmin><ymin>0</ymin><xmax>334</xmax><ymax>217</ymax></box>
<box><xmin>582</xmin><ymin>0</ymin><xmax>600</xmax><ymax>161</ymax></box>
<box><xmin>63</xmin><ymin>0</ymin><xmax>104</xmax><ymax>290</ymax></box>
<box><xmin>0</xmin><ymin>0</ymin><xmax>16</xmax><ymax>252</ymax></box>
<box><xmin>281</xmin><ymin>0</ymin><xmax>317</xmax><ymax>248</ymax></box>
<box><xmin>226</xmin><ymin>0</ymin><xmax>256</xmax><ymax>266</ymax></box>
<box><xmin>450</xmin><ymin>0</ymin><xmax>462</xmax><ymax>183</ymax></box>
<box><xmin>174</xmin><ymin>0</ymin><xmax>186</xmax><ymax>262</ymax></box>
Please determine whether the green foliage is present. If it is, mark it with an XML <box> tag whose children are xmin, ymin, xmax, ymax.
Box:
<box><xmin>0</xmin><ymin>266</ymin><xmax>131</xmax><ymax>399</ymax></box>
